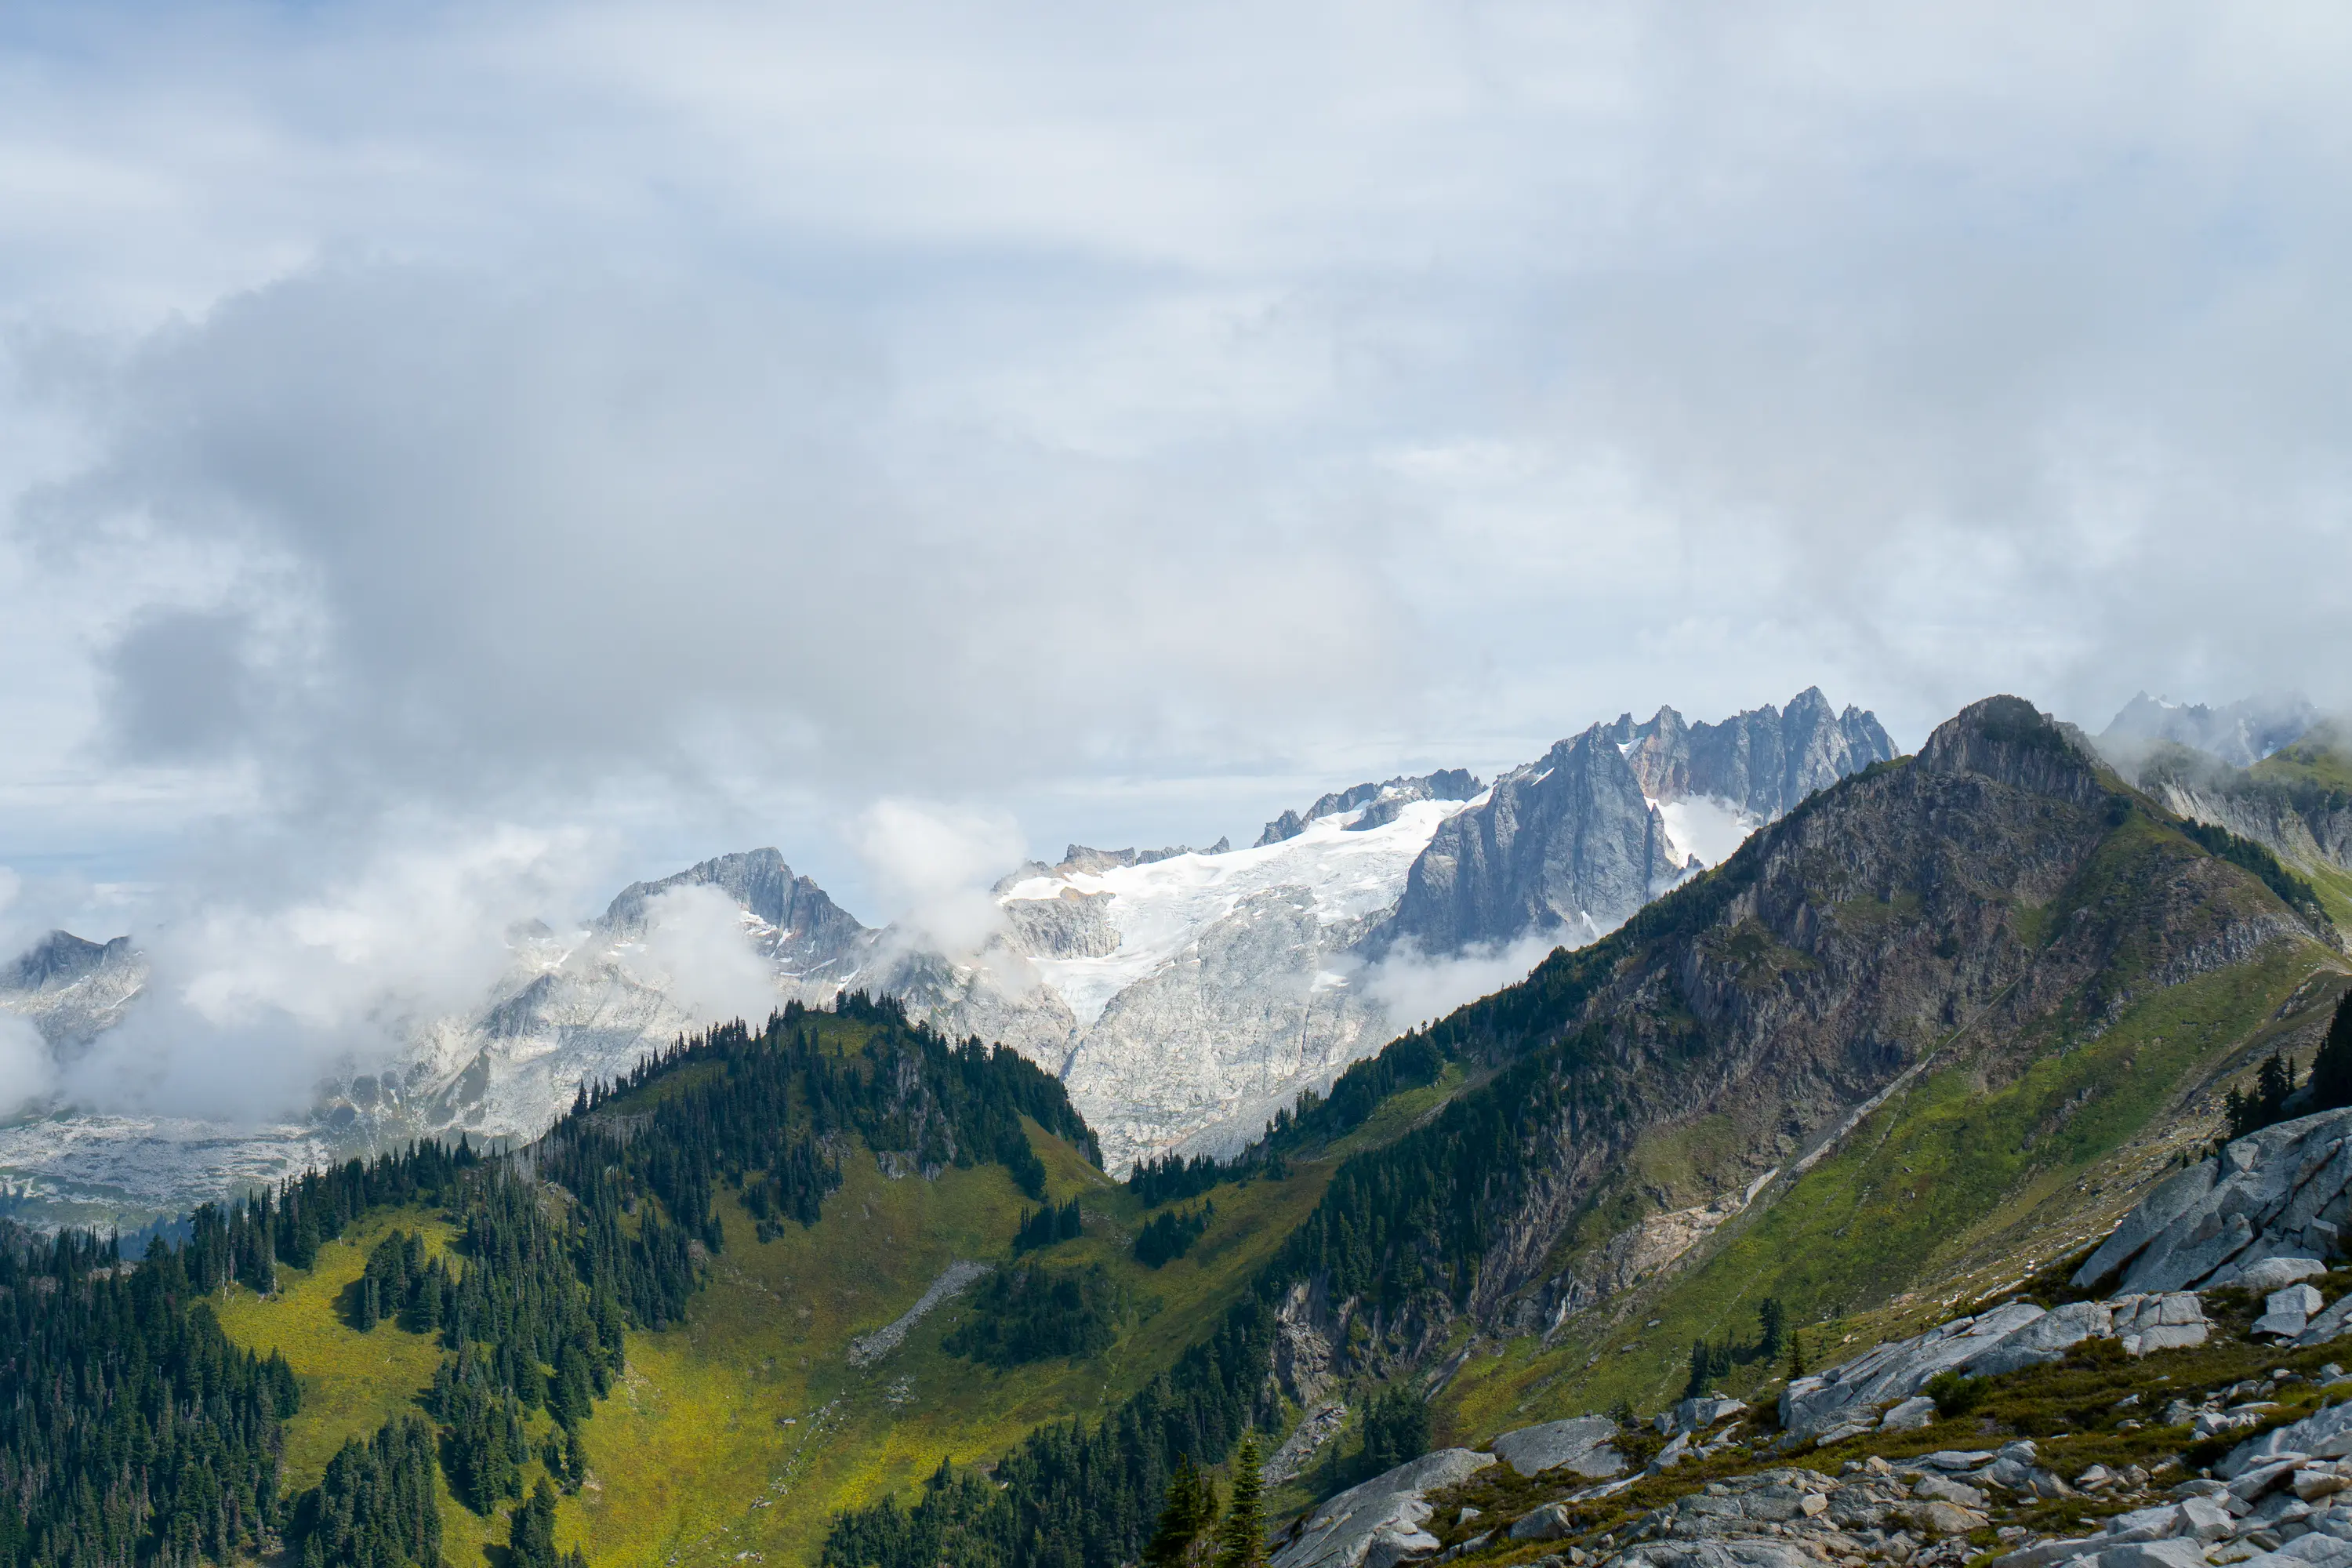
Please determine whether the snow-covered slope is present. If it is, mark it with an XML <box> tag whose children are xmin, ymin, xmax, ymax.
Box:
<box><xmin>992</xmin><ymin>793</ymin><xmax>1478</xmax><ymax>1167</ymax></box>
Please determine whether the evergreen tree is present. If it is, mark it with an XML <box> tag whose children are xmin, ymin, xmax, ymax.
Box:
<box><xmin>1353</xmin><ymin>1385</ymin><xmax>1429</xmax><ymax>1483</ymax></box>
<box><xmin>2311</xmin><ymin>994</ymin><xmax>2352</xmax><ymax>1112</ymax></box>
<box><xmin>1756</xmin><ymin>1298</ymin><xmax>1786</xmax><ymax>1360</ymax></box>
<box><xmin>1142</xmin><ymin>1457</ymin><xmax>1217</xmax><ymax>1568</ymax></box>
<box><xmin>508</xmin><ymin>1479</ymin><xmax>561</xmax><ymax>1568</ymax></box>
<box><xmin>1684</xmin><ymin>1338</ymin><xmax>1714</xmax><ymax>1399</ymax></box>
<box><xmin>1788</xmin><ymin>1328</ymin><xmax>1806</xmax><ymax>1380</ymax></box>
<box><xmin>1212</xmin><ymin>1434</ymin><xmax>1266</xmax><ymax>1568</ymax></box>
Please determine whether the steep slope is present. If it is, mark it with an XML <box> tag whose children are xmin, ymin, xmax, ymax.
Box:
<box><xmin>2106</xmin><ymin>734</ymin><xmax>2352</xmax><ymax>928</ymax></box>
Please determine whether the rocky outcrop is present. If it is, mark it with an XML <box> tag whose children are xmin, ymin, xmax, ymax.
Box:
<box><xmin>1272</xmin><ymin>1448</ymin><xmax>1497</xmax><ymax>1568</ymax></box>
<box><xmin>1383</xmin><ymin>728</ymin><xmax>1691</xmax><ymax>953</ymax></box>
<box><xmin>1608</xmin><ymin>688</ymin><xmax>1899</xmax><ymax>822</ymax></box>
<box><xmin>2073</xmin><ymin>1109</ymin><xmax>2352</xmax><ymax>1295</ymax></box>
<box><xmin>1385</xmin><ymin>692</ymin><xmax>1894</xmax><ymax>958</ymax></box>
<box><xmin>1490</xmin><ymin>1417</ymin><xmax>1625</xmax><ymax>1479</ymax></box>
<box><xmin>1781</xmin><ymin>1296</ymin><xmax>2209</xmax><ymax>1439</ymax></box>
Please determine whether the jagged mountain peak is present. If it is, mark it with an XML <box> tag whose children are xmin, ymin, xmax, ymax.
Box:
<box><xmin>599</xmin><ymin>846</ymin><xmax>866</xmax><ymax>949</ymax></box>
<box><xmin>2</xmin><ymin>930</ymin><xmax>135</xmax><ymax>994</ymax></box>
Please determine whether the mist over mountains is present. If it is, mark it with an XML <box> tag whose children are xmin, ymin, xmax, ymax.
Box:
<box><xmin>0</xmin><ymin>688</ymin><xmax>1894</xmax><ymax>1226</ymax></box>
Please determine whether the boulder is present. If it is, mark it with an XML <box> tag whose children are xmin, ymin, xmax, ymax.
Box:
<box><xmin>1780</xmin><ymin>1303</ymin><xmax>2045</xmax><ymax>1436</ymax></box>
<box><xmin>1508</xmin><ymin>1503</ymin><xmax>1576</xmax><ymax>1543</ymax></box>
<box><xmin>1271</xmin><ymin>1448</ymin><xmax>1497</xmax><ymax>1568</ymax></box>
<box><xmin>1970</xmin><ymin>1300</ymin><xmax>2114</xmax><ymax>1375</ymax></box>
<box><xmin>2223</xmin><ymin>1402</ymin><xmax>2352</xmax><ymax>1478</ymax></box>
<box><xmin>2240</xmin><ymin>1258</ymin><xmax>2332</xmax><ymax>1293</ymax></box>
<box><xmin>2298</xmin><ymin>1298</ymin><xmax>2352</xmax><ymax>1348</ymax></box>
<box><xmin>1490</xmin><ymin>1417</ymin><xmax>1625</xmax><ymax>1479</ymax></box>
<box><xmin>1659</xmin><ymin>1396</ymin><xmax>1748</xmax><ymax>1436</ymax></box>
<box><xmin>1882</xmin><ymin>1396</ymin><xmax>1938</xmax><ymax>1432</ymax></box>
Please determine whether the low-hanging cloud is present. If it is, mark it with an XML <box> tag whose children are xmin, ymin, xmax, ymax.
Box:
<box><xmin>851</xmin><ymin>799</ymin><xmax>1027</xmax><ymax>957</ymax></box>
<box><xmin>0</xmin><ymin>1015</ymin><xmax>56</xmax><ymax>1120</ymax></box>
<box><xmin>1363</xmin><ymin>932</ymin><xmax>1564</xmax><ymax>1037</ymax></box>
<box><xmin>625</xmin><ymin>884</ymin><xmax>784</xmax><ymax>1028</ymax></box>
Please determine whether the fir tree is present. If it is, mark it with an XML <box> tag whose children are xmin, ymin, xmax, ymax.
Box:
<box><xmin>1756</xmin><ymin>1298</ymin><xmax>1786</xmax><ymax>1359</ymax></box>
<box><xmin>1213</xmin><ymin>1433</ymin><xmax>1267</xmax><ymax>1568</ymax></box>
<box><xmin>2311</xmin><ymin>994</ymin><xmax>2352</xmax><ymax>1112</ymax></box>
<box><xmin>1142</xmin><ymin>1456</ymin><xmax>1218</xmax><ymax>1568</ymax></box>
<box><xmin>508</xmin><ymin>1479</ymin><xmax>563</xmax><ymax>1568</ymax></box>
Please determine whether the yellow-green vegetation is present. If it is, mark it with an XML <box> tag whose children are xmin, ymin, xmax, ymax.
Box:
<box><xmin>214</xmin><ymin>1097</ymin><xmax>1329</xmax><ymax>1568</ymax></box>
<box><xmin>1441</xmin><ymin>940</ymin><xmax>2344</xmax><ymax>1440</ymax></box>
<box><xmin>212</xmin><ymin>1207</ymin><xmax>459</xmax><ymax>1491</ymax></box>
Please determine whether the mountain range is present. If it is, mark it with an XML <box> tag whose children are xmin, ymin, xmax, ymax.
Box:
<box><xmin>0</xmin><ymin>688</ymin><xmax>1894</xmax><ymax>1228</ymax></box>
<box><xmin>14</xmin><ymin>690</ymin><xmax>2350</xmax><ymax>1568</ymax></box>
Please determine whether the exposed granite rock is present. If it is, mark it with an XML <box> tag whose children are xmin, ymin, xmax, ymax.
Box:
<box><xmin>1608</xmin><ymin>688</ymin><xmax>1900</xmax><ymax>822</ymax></box>
<box><xmin>1271</xmin><ymin>1448</ymin><xmax>1497</xmax><ymax>1568</ymax></box>
<box><xmin>2073</xmin><ymin>1109</ymin><xmax>2352</xmax><ymax>1295</ymax></box>
<box><xmin>1383</xmin><ymin>727</ymin><xmax>1690</xmax><ymax>952</ymax></box>
<box><xmin>1490</xmin><ymin>1417</ymin><xmax>1626</xmax><ymax>1479</ymax></box>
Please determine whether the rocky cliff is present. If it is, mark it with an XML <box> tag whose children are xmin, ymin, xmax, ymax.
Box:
<box><xmin>1283</xmin><ymin>698</ymin><xmax>2332</xmax><ymax>1374</ymax></box>
<box><xmin>1381</xmin><ymin>691</ymin><xmax>1894</xmax><ymax>956</ymax></box>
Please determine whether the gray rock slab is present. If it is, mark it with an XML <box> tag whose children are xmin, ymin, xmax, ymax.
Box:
<box><xmin>2227</xmin><ymin>1403</ymin><xmax>2352</xmax><ymax>1478</ymax></box>
<box><xmin>1272</xmin><ymin>1448</ymin><xmax>1497</xmax><ymax>1568</ymax></box>
<box><xmin>1491</xmin><ymin>1417</ymin><xmax>1626</xmax><ymax>1479</ymax></box>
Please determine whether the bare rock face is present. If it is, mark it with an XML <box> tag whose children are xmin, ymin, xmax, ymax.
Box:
<box><xmin>1611</xmin><ymin>687</ymin><xmax>1899</xmax><ymax>823</ymax></box>
<box><xmin>1385</xmin><ymin>691</ymin><xmax>1896</xmax><ymax>957</ymax></box>
<box><xmin>1384</xmin><ymin>728</ymin><xmax>1688</xmax><ymax>953</ymax></box>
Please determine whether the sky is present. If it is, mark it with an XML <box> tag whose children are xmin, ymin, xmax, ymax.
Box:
<box><xmin>3</xmin><ymin>2</ymin><xmax>2350</xmax><ymax>1001</ymax></box>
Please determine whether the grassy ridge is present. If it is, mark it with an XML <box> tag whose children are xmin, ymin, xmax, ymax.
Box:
<box><xmin>1441</xmin><ymin>940</ymin><xmax>2339</xmax><ymax>1439</ymax></box>
<box><xmin>212</xmin><ymin>1015</ymin><xmax>1326</xmax><ymax>1568</ymax></box>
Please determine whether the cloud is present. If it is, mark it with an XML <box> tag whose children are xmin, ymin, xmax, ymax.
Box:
<box><xmin>625</xmin><ymin>884</ymin><xmax>782</xmax><ymax>1027</ymax></box>
<box><xmin>0</xmin><ymin>1015</ymin><xmax>54</xmax><ymax>1118</ymax></box>
<box><xmin>851</xmin><ymin>799</ymin><xmax>1026</xmax><ymax>955</ymax></box>
<box><xmin>1362</xmin><ymin>932</ymin><xmax>1563</xmax><ymax>1036</ymax></box>
<box><xmin>0</xmin><ymin>2</ymin><xmax>2350</xmax><ymax>1123</ymax></box>
<box><xmin>56</xmin><ymin>820</ymin><xmax>613</xmax><ymax>1119</ymax></box>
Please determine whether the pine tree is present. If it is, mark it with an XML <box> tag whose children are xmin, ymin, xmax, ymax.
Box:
<box><xmin>1788</xmin><ymin>1328</ymin><xmax>1806</xmax><ymax>1380</ymax></box>
<box><xmin>1213</xmin><ymin>1434</ymin><xmax>1267</xmax><ymax>1568</ymax></box>
<box><xmin>1684</xmin><ymin>1338</ymin><xmax>1713</xmax><ymax>1399</ymax></box>
<box><xmin>2311</xmin><ymin>994</ymin><xmax>2352</xmax><ymax>1112</ymax></box>
<box><xmin>1142</xmin><ymin>1455</ymin><xmax>1217</xmax><ymax>1568</ymax></box>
